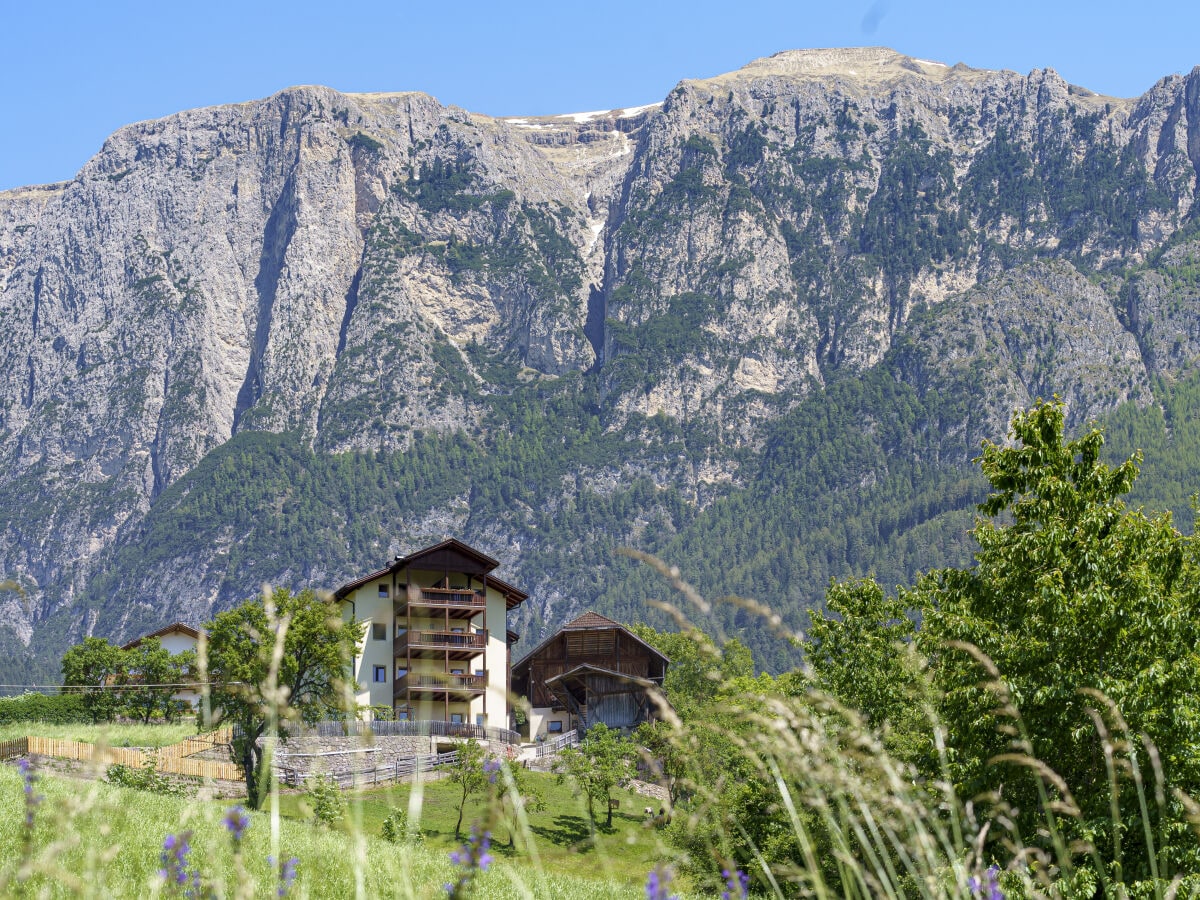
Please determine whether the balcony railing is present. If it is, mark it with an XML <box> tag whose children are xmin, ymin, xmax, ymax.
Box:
<box><xmin>394</xmin><ymin>630</ymin><xmax>487</xmax><ymax>656</ymax></box>
<box><xmin>396</xmin><ymin>673</ymin><xmax>487</xmax><ymax>694</ymax></box>
<box><xmin>419</xmin><ymin>588</ymin><xmax>486</xmax><ymax>606</ymax></box>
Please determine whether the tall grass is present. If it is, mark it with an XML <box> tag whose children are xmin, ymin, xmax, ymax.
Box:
<box><xmin>0</xmin><ymin>764</ymin><xmax>655</xmax><ymax>898</ymax></box>
<box><xmin>8</xmin><ymin>587</ymin><xmax>1199</xmax><ymax>897</ymax></box>
<box><xmin>0</xmin><ymin>721</ymin><xmax>200</xmax><ymax>747</ymax></box>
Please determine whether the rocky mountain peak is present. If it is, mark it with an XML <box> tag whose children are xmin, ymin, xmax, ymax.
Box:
<box><xmin>3</xmin><ymin>49</ymin><xmax>1200</xmax><ymax>678</ymax></box>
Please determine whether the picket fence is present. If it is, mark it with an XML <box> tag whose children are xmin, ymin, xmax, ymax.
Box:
<box><xmin>0</xmin><ymin>728</ymin><xmax>241</xmax><ymax>781</ymax></box>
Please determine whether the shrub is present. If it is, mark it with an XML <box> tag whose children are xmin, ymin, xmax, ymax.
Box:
<box><xmin>305</xmin><ymin>775</ymin><xmax>346</xmax><ymax>827</ymax></box>
<box><xmin>380</xmin><ymin>808</ymin><xmax>423</xmax><ymax>845</ymax></box>
<box><xmin>105</xmin><ymin>755</ymin><xmax>193</xmax><ymax>797</ymax></box>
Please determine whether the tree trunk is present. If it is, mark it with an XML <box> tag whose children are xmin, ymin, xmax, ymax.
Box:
<box><xmin>455</xmin><ymin>784</ymin><xmax>466</xmax><ymax>839</ymax></box>
<box><xmin>605</xmin><ymin>790</ymin><xmax>613</xmax><ymax>828</ymax></box>
<box><xmin>239</xmin><ymin>734</ymin><xmax>267</xmax><ymax>809</ymax></box>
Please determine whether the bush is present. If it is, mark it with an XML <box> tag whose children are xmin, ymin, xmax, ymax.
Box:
<box><xmin>0</xmin><ymin>692</ymin><xmax>90</xmax><ymax>725</ymax></box>
<box><xmin>305</xmin><ymin>774</ymin><xmax>346</xmax><ymax>827</ymax></box>
<box><xmin>105</xmin><ymin>755</ymin><xmax>193</xmax><ymax>797</ymax></box>
<box><xmin>380</xmin><ymin>808</ymin><xmax>423</xmax><ymax>845</ymax></box>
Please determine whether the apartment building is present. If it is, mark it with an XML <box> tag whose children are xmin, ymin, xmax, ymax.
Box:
<box><xmin>334</xmin><ymin>539</ymin><xmax>526</xmax><ymax>732</ymax></box>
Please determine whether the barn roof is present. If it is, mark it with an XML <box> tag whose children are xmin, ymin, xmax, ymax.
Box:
<box><xmin>512</xmin><ymin>611</ymin><xmax>669</xmax><ymax>674</ymax></box>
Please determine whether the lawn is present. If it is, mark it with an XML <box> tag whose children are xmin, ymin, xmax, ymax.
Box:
<box><xmin>0</xmin><ymin>720</ymin><xmax>202</xmax><ymax>747</ymax></box>
<box><xmin>0</xmin><ymin>763</ymin><xmax>676</xmax><ymax>898</ymax></box>
<box><xmin>276</xmin><ymin>768</ymin><xmax>678</xmax><ymax>892</ymax></box>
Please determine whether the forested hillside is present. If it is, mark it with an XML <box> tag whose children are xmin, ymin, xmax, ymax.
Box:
<box><xmin>2</xmin><ymin>48</ymin><xmax>1200</xmax><ymax>677</ymax></box>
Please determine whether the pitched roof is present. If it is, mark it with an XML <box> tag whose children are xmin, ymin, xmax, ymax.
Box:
<box><xmin>333</xmin><ymin>538</ymin><xmax>527</xmax><ymax>606</ymax></box>
<box><xmin>512</xmin><ymin>610</ymin><xmax>670</xmax><ymax>673</ymax></box>
<box><xmin>562</xmin><ymin>611</ymin><xmax>621</xmax><ymax>630</ymax></box>
<box><xmin>122</xmin><ymin>622</ymin><xmax>202</xmax><ymax>651</ymax></box>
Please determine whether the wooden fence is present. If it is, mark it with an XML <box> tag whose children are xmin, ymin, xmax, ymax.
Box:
<box><xmin>1</xmin><ymin>729</ymin><xmax>240</xmax><ymax>781</ymax></box>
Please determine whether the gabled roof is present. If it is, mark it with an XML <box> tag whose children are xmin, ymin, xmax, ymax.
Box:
<box><xmin>122</xmin><ymin>622</ymin><xmax>202</xmax><ymax>651</ymax></box>
<box><xmin>563</xmin><ymin>611</ymin><xmax>622</xmax><ymax>630</ymax></box>
<box><xmin>397</xmin><ymin>538</ymin><xmax>500</xmax><ymax>574</ymax></box>
<box><xmin>512</xmin><ymin>610</ymin><xmax>670</xmax><ymax>674</ymax></box>
<box><xmin>333</xmin><ymin>538</ymin><xmax>527</xmax><ymax>606</ymax></box>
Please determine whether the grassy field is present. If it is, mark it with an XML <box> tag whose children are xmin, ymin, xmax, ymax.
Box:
<box><xmin>0</xmin><ymin>762</ymin><xmax>682</xmax><ymax>898</ymax></box>
<box><xmin>275</xmin><ymin>769</ymin><xmax>675</xmax><ymax>891</ymax></box>
<box><xmin>0</xmin><ymin>720</ymin><xmax>201</xmax><ymax>747</ymax></box>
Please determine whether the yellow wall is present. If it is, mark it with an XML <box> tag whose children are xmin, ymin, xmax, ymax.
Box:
<box><xmin>341</xmin><ymin>566</ymin><xmax>513</xmax><ymax>729</ymax></box>
<box><xmin>343</xmin><ymin>579</ymin><xmax>395</xmax><ymax>712</ymax></box>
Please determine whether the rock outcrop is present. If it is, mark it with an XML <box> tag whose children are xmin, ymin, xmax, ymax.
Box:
<box><xmin>3</xmin><ymin>48</ymin><xmax>1200</xmax><ymax>672</ymax></box>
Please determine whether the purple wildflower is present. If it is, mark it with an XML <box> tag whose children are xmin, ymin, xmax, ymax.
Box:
<box><xmin>645</xmin><ymin>864</ymin><xmax>679</xmax><ymax>900</ymax></box>
<box><xmin>277</xmin><ymin>856</ymin><xmax>299</xmax><ymax>898</ymax></box>
<box><xmin>483</xmin><ymin>757</ymin><xmax>502</xmax><ymax>785</ymax></box>
<box><xmin>968</xmin><ymin>865</ymin><xmax>1004</xmax><ymax>900</ymax></box>
<box><xmin>986</xmin><ymin>865</ymin><xmax>1004</xmax><ymax>900</ymax></box>
<box><xmin>223</xmin><ymin>805</ymin><xmax>250</xmax><ymax>844</ymax></box>
<box><xmin>159</xmin><ymin>830</ymin><xmax>203</xmax><ymax>898</ymax></box>
<box><xmin>721</xmin><ymin>867</ymin><xmax>750</xmax><ymax>900</ymax></box>
<box><xmin>445</xmin><ymin>826</ymin><xmax>493</xmax><ymax>898</ymax></box>
<box><xmin>18</xmin><ymin>759</ymin><xmax>41</xmax><ymax>834</ymax></box>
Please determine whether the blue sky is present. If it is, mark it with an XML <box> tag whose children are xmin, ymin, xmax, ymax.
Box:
<box><xmin>3</xmin><ymin>0</ymin><xmax>1198</xmax><ymax>191</ymax></box>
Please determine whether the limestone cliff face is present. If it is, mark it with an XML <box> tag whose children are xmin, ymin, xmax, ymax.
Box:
<box><xmin>3</xmin><ymin>48</ymin><xmax>1200</xmax><ymax>669</ymax></box>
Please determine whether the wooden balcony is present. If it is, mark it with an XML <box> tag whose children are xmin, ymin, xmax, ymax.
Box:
<box><xmin>394</xmin><ymin>630</ymin><xmax>487</xmax><ymax>659</ymax></box>
<box><xmin>396</xmin><ymin>587</ymin><xmax>486</xmax><ymax>620</ymax></box>
<box><xmin>395</xmin><ymin>673</ymin><xmax>487</xmax><ymax>697</ymax></box>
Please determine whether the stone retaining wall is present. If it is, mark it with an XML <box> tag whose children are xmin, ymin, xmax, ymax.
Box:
<box><xmin>274</xmin><ymin>735</ymin><xmax>439</xmax><ymax>777</ymax></box>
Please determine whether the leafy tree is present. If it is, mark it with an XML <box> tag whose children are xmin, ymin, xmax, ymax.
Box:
<box><xmin>445</xmin><ymin>738</ymin><xmax>486</xmax><ymax>839</ymax></box>
<box><xmin>123</xmin><ymin>637</ymin><xmax>176</xmax><ymax>724</ymax></box>
<box><xmin>913</xmin><ymin>400</ymin><xmax>1200</xmax><ymax>878</ymax></box>
<box><xmin>628</xmin><ymin>623</ymin><xmax>733</xmax><ymax>716</ymax></box>
<box><xmin>205</xmin><ymin>587</ymin><xmax>360</xmax><ymax>809</ymax></box>
<box><xmin>60</xmin><ymin>636</ymin><xmax>124</xmax><ymax>723</ymax></box>
<box><xmin>633</xmin><ymin>719</ymin><xmax>688</xmax><ymax>807</ymax></box>
<box><xmin>554</xmin><ymin>723</ymin><xmax>635</xmax><ymax>829</ymax></box>
<box><xmin>803</xmin><ymin>577</ymin><xmax>933</xmax><ymax>764</ymax></box>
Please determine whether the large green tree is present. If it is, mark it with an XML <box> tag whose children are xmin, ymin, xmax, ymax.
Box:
<box><xmin>124</xmin><ymin>637</ymin><xmax>188</xmax><ymax>724</ymax></box>
<box><xmin>205</xmin><ymin>587</ymin><xmax>360</xmax><ymax>809</ymax></box>
<box><xmin>60</xmin><ymin>636</ymin><xmax>124</xmax><ymax>723</ymax></box>
<box><xmin>554</xmin><ymin>723</ymin><xmax>635</xmax><ymax>829</ymax></box>
<box><xmin>912</xmin><ymin>400</ymin><xmax>1200</xmax><ymax>878</ymax></box>
<box><xmin>803</xmin><ymin>577</ymin><xmax>933</xmax><ymax>765</ymax></box>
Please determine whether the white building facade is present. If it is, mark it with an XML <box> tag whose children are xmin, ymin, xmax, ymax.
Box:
<box><xmin>335</xmin><ymin>539</ymin><xmax>525</xmax><ymax>734</ymax></box>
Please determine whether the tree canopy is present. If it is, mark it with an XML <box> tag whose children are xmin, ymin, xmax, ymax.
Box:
<box><xmin>205</xmin><ymin>587</ymin><xmax>361</xmax><ymax>809</ymax></box>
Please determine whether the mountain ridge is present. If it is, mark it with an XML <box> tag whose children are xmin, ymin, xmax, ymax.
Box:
<box><xmin>2</xmin><ymin>47</ymin><xmax>1200</xmax><ymax>678</ymax></box>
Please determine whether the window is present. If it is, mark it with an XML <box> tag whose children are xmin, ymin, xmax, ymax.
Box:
<box><xmin>396</xmin><ymin>667</ymin><xmax>407</xmax><ymax>679</ymax></box>
<box><xmin>450</xmin><ymin>668</ymin><xmax>464</xmax><ymax>675</ymax></box>
<box><xmin>378</xmin><ymin>584</ymin><xmax>389</xmax><ymax>599</ymax></box>
<box><xmin>450</xmin><ymin>627</ymin><xmax>465</xmax><ymax>634</ymax></box>
<box><xmin>548</xmin><ymin>721</ymin><xmax>563</xmax><ymax>733</ymax></box>
<box><xmin>474</xmin><ymin>628</ymin><xmax>484</xmax><ymax>636</ymax></box>
<box><xmin>476</xmin><ymin>714</ymin><xmax>484</xmax><ymax>726</ymax></box>
<box><xmin>397</xmin><ymin>709</ymin><xmax>409</xmax><ymax>721</ymax></box>
<box><xmin>371</xmin><ymin>623</ymin><xmax>387</xmax><ymax>641</ymax></box>
<box><xmin>372</xmin><ymin>666</ymin><xmax>387</xmax><ymax>683</ymax></box>
<box><xmin>474</xmin><ymin>669</ymin><xmax>484</xmax><ymax>677</ymax></box>
<box><xmin>450</xmin><ymin>713</ymin><xmax>463</xmax><ymax>724</ymax></box>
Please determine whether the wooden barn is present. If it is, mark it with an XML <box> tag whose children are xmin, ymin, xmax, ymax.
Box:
<box><xmin>511</xmin><ymin>611</ymin><xmax>669</xmax><ymax>738</ymax></box>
